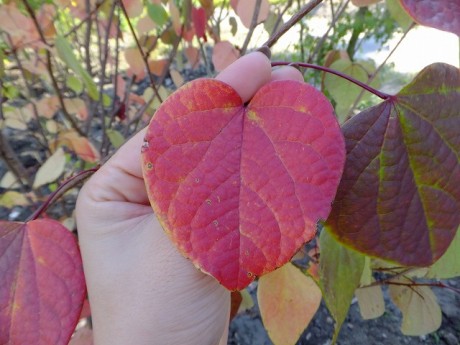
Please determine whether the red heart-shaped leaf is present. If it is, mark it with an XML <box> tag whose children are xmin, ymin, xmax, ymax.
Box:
<box><xmin>0</xmin><ymin>219</ymin><xmax>86</xmax><ymax>344</ymax></box>
<box><xmin>142</xmin><ymin>79</ymin><xmax>345</xmax><ymax>290</ymax></box>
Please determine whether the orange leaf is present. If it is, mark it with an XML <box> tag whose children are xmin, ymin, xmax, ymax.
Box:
<box><xmin>52</xmin><ymin>130</ymin><xmax>100</xmax><ymax>163</ymax></box>
<box><xmin>137</xmin><ymin>15</ymin><xmax>156</xmax><ymax>35</ymax></box>
<box><xmin>37</xmin><ymin>4</ymin><xmax>56</xmax><ymax>39</ymax></box>
<box><xmin>148</xmin><ymin>59</ymin><xmax>168</xmax><ymax>76</ymax></box>
<box><xmin>36</xmin><ymin>96</ymin><xmax>61</xmax><ymax>119</ymax></box>
<box><xmin>212</xmin><ymin>41</ymin><xmax>240</xmax><ymax>72</ymax></box>
<box><xmin>122</xmin><ymin>0</ymin><xmax>143</xmax><ymax>18</ymax></box>
<box><xmin>0</xmin><ymin>3</ymin><xmax>40</xmax><ymax>48</ymax></box>
<box><xmin>236</xmin><ymin>0</ymin><xmax>270</xmax><ymax>28</ymax></box>
<box><xmin>125</xmin><ymin>47</ymin><xmax>146</xmax><ymax>80</ymax></box>
<box><xmin>185</xmin><ymin>46</ymin><xmax>200</xmax><ymax>69</ymax></box>
<box><xmin>169</xmin><ymin>0</ymin><xmax>182</xmax><ymax>35</ymax></box>
<box><xmin>258</xmin><ymin>263</ymin><xmax>322</xmax><ymax>345</ymax></box>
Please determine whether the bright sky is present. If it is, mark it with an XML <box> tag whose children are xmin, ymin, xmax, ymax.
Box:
<box><xmin>223</xmin><ymin>10</ymin><xmax>460</xmax><ymax>75</ymax></box>
<box><xmin>362</xmin><ymin>26</ymin><xmax>459</xmax><ymax>74</ymax></box>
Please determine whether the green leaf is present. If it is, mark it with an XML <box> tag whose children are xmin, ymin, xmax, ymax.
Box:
<box><xmin>229</xmin><ymin>16</ymin><xmax>238</xmax><ymax>36</ymax></box>
<box><xmin>386</xmin><ymin>0</ymin><xmax>413</xmax><ymax>31</ymax></box>
<box><xmin>319</xmin><ymin>228</ymin><xmax>365</xmax><ymax>342</ymax></box>
<box><xmin>426</xmin><ymin>226</ymin><xmax>460</xmax><ymax>279</ymax></box>
<box><xmin>66</xmin><ymin>75</ymin><xmax>84</xmax><ymax>94</ymax></box>
<box><xmin>325</xmin><ymin>63</ymin><xmax>460</xmax><ymax>267</ymax></box>
<box><xmin>3</xmin><ymin>85</ymin><xmax>19</xmax><ymax>99</ymax></box>
<box><xmin>147</xmin><ymin>3</ymin><xmax>169</xmax><ymax>27</ymax></box>
<box><xmin>324</xmin><ymin>59</ymin><xmax>380</xmax><ymax>122</ymax></box>
<box><xmin>102</xmin><ymin>94</ymin><xmax>112</xmax><ymax>107</ymax></box>
<box><xmin>106</xmin><ymin>129</ymin><xmax>125</xmax><ymax>148</ymax></box>
<box><xmin>55</xmin><ymin>35</ymin><xmax>99</xmax><ymax>101</ymax></box>
<box><xmin>359</xmin><ymin>256</ymin><xmax>372</xmax><ymax>286</ymax></box>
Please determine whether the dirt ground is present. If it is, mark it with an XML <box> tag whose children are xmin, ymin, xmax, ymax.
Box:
<box><xmin>228</xmin><ymin>279</ymin><xmax>460</xmax><ymax>345</ymax></box>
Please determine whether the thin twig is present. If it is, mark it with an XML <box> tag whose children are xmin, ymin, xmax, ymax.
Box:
<box><xmin>345</xmin><ymin>22</ymin><xmax>415</xmax><ymax>118</ymax></box>
<box><xmin>84</xmin><ymin>0</ymin><xmax>93</xmax><ymax>74</ymax></box>
<box><xmin>241</xmin><ymin>0</ymin><xmax>262</xmax><ymax>55</ymax></box>
<box><xmin>263</xmin><ymin>0</ymin><xmax>323</xmax><ymax>48</ymax></box>
<box><xmin>119</xmin><ymin>0</ymin><xmax>163</xmax><ymax>103</ymax></box>
<box><xmin>272</xmin><ymin>61</ymin><xmax>393</xmax><ymax>100</ymax></box>
<box><xmin>271</xmin><ymin>0</ymin><xmax>293</xmax><ymax>38</ymax></box>
<box><xmin>21</xmin><ymin>0</ymin><xmax>85</xmax><ymax>136</ymax></box>
<box><xmin>308</xmin><ymin>0</ymin><xmax>350</xmax><ymax>63</ymax></box>
<box><xmin>363</xmin><ymin>280</ymin><xmax>460</xmax><ymax>295</ymax></box>
<box><xmin>27</xmin><ymin>167</ymin><xmax>99</xmax><ymax>221</ymax></box>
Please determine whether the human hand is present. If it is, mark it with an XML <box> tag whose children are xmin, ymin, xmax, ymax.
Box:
<box><xmin>76</xmin><ymin>51</ymin><xmax>303</xmax><ymax>345</ymax></box>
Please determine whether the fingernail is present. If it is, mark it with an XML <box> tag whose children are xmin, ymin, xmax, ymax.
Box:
<box><xmin>256</xmin><ymin>46</ymin><xmax>271</xmax><ymax>59</ymax></box>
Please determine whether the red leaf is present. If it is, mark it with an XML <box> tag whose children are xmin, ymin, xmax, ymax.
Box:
<box><xmin>326</xmin><ymin>63</ymin><xmax>460</xmax><ymax>266</ymax></box>
<box><xmin>142</xmin><ymin>79</ymin><xmax>345</xmax><ymax>290</ymax></box>
<box><xmin>401</xmin><ymin>0</ymin><xmax>460</xmax><ymax>35</ymax></box>
<box><xmin>0</xmin><ymin>219</ymin><xmax>86</xmax><ymax>344</ymax></box>
<box><xmin>192</xmin><ymin>7</ymin><xmax>207</xmax><ymax>39</ymax></box>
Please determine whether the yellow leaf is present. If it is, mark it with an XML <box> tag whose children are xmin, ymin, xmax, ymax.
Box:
<box><xmin>258</xmin><ymin>263</ymin><xmax>322</xmax><ymax>345</ymax></box>
<box><xmin>238</xmin><ymin>289</ymin><xmax>254</xmax><ymax>314</ymax></box>
<box><xmin>125</xmin><ymin>47</ymin><xmax>145</xmax><ymax>79</ymax></box>
<box><xmin>389</xmin><ymin>277</ymin><xmax>442</xmax><ymax>336</ymax></box>
<box><xmin>355</xmin><ymin>284</ymin><xmax>385</xmax><ymax>320</ymax></box>
<box><xmin>169</xmin><ymin>0</ymin><xmax>182</xmax><ymax>35</ymax></box>
<box><xmin>136</xmin><ymin>15</ymin><xmax>156</xmax><ymax>35</ymax></box>
<box><xmin>0</xmin><ymin>191</ymin><xmax>29</xmax><ymax>208</ymax></box>
<box><xmin>33</xmin><ymin>147</ymin><xmax>66</xmax><ymax>188</ymax></box>
<box><xmin>0</xmin><ymin>171</ymin><xmax>20</xmax><ymax>189</ymax></box>
<box><xmin>170</xmin><ymin>69</ymin><xmax>184</xmax><ymax>88</ymax></box>
<box><xmin>64</xmin><ymin>98</ymin><xmax>88</xmax><ymax>121</ymax></box>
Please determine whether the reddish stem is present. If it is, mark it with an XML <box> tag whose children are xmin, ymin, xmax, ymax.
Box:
<box><xmin>28</xmin><ymin>167</ymin><xmax>100</xmax><ymax>221</ymax></box>
<box><xmin>272</xmin><ymin>61</ymin><xmax>393</xmax><ymax>101</ymax></box>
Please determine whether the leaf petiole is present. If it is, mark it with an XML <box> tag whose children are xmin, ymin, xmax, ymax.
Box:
<box><xmin>27</xmin><ymin>167</ymin><xmax>100</xmax><ymax>222</ymax></box>
<box><xmin>271</xmin><ymin>61</ymin><xmax>394</xmax><ymax>101</ymax></box>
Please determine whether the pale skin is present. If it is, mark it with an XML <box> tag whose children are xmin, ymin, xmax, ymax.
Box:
<box><xmin>76</xmin><ymin>52</ymin><xmax>303</xmax><ymax>345</ymax></box>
